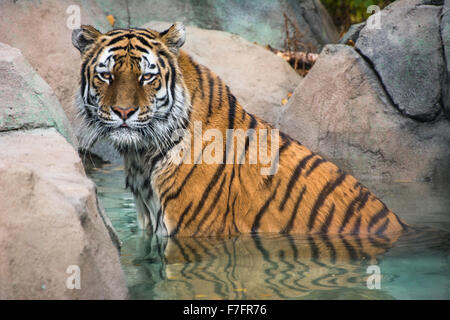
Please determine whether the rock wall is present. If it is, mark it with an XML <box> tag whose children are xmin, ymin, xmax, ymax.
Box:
<box><xmin>0</xmin><ymin>0</ymin><xmax>111</xmax><ymax>136</ymax></box>
<box><xmin>0</xmin><ymin>43</ymin><xmax>127</xmax><ymax>299</ymax></box>
<box><xmin>279</xmin><ymin>0</ymin><xmax>450</xmax><ymax>183</ymax></box>
<box><xmin>355</xmin><ymin>0</ymin><xmax>446</xmax><ymax>121</ymax></box>
<box><xmin>97</xmin><ymin>0</ymin><xmax>339</xmax><ymax>50</ymax></box>
<box><xmin>0</xmin><ymin>43</ymin><xmax>77</xmax><ymax>147</ymax></box>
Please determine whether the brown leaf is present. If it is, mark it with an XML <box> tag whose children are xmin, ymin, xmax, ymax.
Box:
<box><xmin>106</xmin><ymin>15</ymin><xmax>115</xmax><ymax>27</ymax></box>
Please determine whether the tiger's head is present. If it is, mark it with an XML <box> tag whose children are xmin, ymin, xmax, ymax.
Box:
<box><xmin>72</xmin><ymin>23</ymin><xmax>190</xmax><ymax>154</ymax></box>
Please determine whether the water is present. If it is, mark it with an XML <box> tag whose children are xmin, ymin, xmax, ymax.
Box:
<box><xmin>87</xmin><ymin>163</ymin><xmax>450</xmax><ymax>300</ymax></box>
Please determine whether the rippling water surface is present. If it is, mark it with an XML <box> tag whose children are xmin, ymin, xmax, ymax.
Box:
<box><xmin>87</xmin><ymin>164</ymin><xmax>450</xmax><ymax>300</ymax></box>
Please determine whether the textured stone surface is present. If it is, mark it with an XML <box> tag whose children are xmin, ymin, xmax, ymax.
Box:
<box><xmin>278</xmin><ymin>45</ymin><xmax>450</xmax><ymax>183</ymax></box>
<box><xmin>355</xmin><ymin>0</ymin><xmax>445</xmax><ymax>121</ymax></box>
<box><xmin>0</xmin><ymin>128</ymin><xmax>128</xmax><ymax>299</ymax></box>
<box><xmin>0</xmin><ymin>0</ymin><xmax>111</xmax><ymax>141</ymax></box>
<box><xmin>0</xmin><ymin>43</ymin><xmax>77</xmax><ymax>147</ymax></box>
<box><xmin>441</xmin><ymin>0</ymin><xmax>450</xmax><ymax>118</ymax></box>
<box><xmin>105</xmin><ymin>0</ymin><xmax>339</xmax><ymax>50</ymax></box>
<box><xmin>339</xmin><ymin>22</ymin><xmax>365</xmax><ymax>44</ymax></box>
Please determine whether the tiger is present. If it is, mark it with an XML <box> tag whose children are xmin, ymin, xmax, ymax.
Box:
<box><xmin>72</xmin><ymin>23</ymin><xmax>408</xmax><ymax>237</ymax></box>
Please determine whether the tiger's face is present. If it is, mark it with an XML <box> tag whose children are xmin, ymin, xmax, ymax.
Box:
<box><xmin>72</xmin><ymin>23</ymin><xmax>189</xmax><ymax>153</ymax></box>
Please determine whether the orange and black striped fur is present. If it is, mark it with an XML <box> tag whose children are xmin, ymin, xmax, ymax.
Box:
<box><xmin>72</xmin><ymin>23</ymin><xmax>408</xmax><ymax>237</ymax></box>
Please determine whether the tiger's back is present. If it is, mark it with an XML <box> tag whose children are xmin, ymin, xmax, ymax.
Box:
<box><xmin>150</xmin><ymin>50</ymin><xmax>407</xmax><ymax>237</ymax></box>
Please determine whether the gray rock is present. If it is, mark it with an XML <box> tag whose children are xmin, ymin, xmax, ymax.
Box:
<box><xmin>0</xmin><ymin>128</ymin><xmax>128</xmax><ymax>299</ymax></box>
<box><xmin>339</xmin><ymin>22</ymin><xmax>365</xmax><ymax>45</ymax></box>
<box><xmin>355</xmin><ymin>0</ymin><xmax>446</xmax><ymax>121</ymax></box>
<box><xmin>0</xmin><ymin>43</ymin><xmax>77</xmax><ymax>147</ymax></box>
<box><xmin>442</xmin><ymin>0</ymin><xmax>450</xmax><ymax>118</ymax></box>
<box><xmin>107</xmin><ymin>0</ymin><xmax>339</xmax><ymax>50</ymax></box>
<box><xmin>278</xmin><ymin>44</ymin><xmax>450</xmax><ymax>183</ymax></box>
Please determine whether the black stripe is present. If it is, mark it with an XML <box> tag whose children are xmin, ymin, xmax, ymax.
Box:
<box><xmin>279</xmin><ymin>153</ymin><xmax>315</xmax><ymax>211</ymax></box>
<box><xmin>243</xmin><ymin>114</ymin><xmax>258</xmax><ymax>156</ymax></box>
<box><xmin>134</xmin><ymin>45</ymin><xmax>149</xmax><ymax>53</ymax></box>
<box><xmin>106</xmin><ymin>35</ymin><xmax>127</xmax><ymax>46</ymax></box>
<box><xmin>165</xmin><ymin>59</ymin><xmax>177</xmax><ymax>109</ymax></box>
<box><xmin>193</xmin><ymin>173</ymin><xmax>228</xmax><ymax>236</ymax></box>
<box><xmin>217</xmin><ymin>81</ymin><xmax>223</xmax><ymax>109</ymax></box>
<box><xmin>278</xmin><ymin>137</ymin><xmax>291</xmax><ymax>155</ymax></box>
<box><xmin>170</xmin><ymin>202</ymin><xmax>193</xmax><ymax>236</ymax></box>
<box><xmin>308</xmin><ymin>236</ymin><xmax>319</xmax><ymax>260</ymax></box>
<box><xmin>190</xmin><ymin>57</ymin><xmax>204</xmax><ymax>97</ymax></box>
<box><xmin>351</xmin><ymin>216</ymin><xmax>362</xmax><ymax>234</ymax></box>
<box><xmin>338</xmin><ymin>188</ymin><xmax>367</xmax><ymax>233</ymax></box>
<box><xmin>368</xmin><ymin>204</ymin><xmax>389</xmax><ymax>232</ymax></box>
<box><xmin>106</xmin><ymin>30</ymin><xmax>127</xmax><ymax>36</ymax></box>
<box><xmin>109</xmin><ymin>45</ymin><xmax>128</xmax><ymax>51</ymax></box>
<box><xmin>320</xmin><ymin>233</ymin><xmax>337</xmax><ymax>264</ymax></box>
<box><xmin>227</xmin><ymin>86</ymin><xmax>237</xmax><ymax>129</ymax></box>
<box><xmin>339</xmin><ymin>235</ymin><xmax>358</xmax><ymax>261</ymax></box>
<box><xmin>150</xmin><ymin>152</ymin><xmax>164</xmax><ymax>170</ymax></box>
<box><xmin>134</xmin><ymin>35</ymin><xmax>152</xmax><ymax>48</ymax></box>
<box><xmin>251</xmin><ymin>181</ymin><xmax>281</xmax><ymax>232</ymax></box>
<box><xmin>394</xmin><ymin>214</ymin><xmax>408</xmax><ymax>231</ymax></box>
<box><xmin>207</xmin><ymin>72</ymin><xmax>215</xmax><ymax>119</ymax></box>
<box><xmin>162</xmin><ymin>164</ymin><xmax>198</xmax><ymax>206</ymax></box>
<box><xmin>183</xmin><ymin>164</ymin><xmax>227</xmax><ymax>230</ymax></box>
<box><xmin>305</xmin><ymin>157</ymin><xmax>326</xmax><ymax>177</ymax></box>
<box><xmin>158</xmin><ymin>56</ymin><xmax>166</xmax><ymax>69</ymax></box>
<box><xmin>164</xmin><ymin>64</ymin><xmax>170</xmax><ymax>86</ymax></box>
<box><xmin>80</xmin><ymin>59</ymin><xmax>89</xmax><ymax>101</ymax></box>
<box><xmin>368</xmin><ymin>235</ymin><xmax>390</xmax><ymax>249</ymax></box>
<box><xmin>280</xmin><ymin>186</ymin><xmax>307</xmax><ymax>234</ymax></box>
<box><xmin>307</xmin><ymin>171</ymin><xmax>347</xmax><ymax>231</ymax></box>
<box><xmin>319</xmin><ymin>203</ymin><xmax>336</xmax><ymax>233</ymax></box>
<box><xmin>134</xmin><ymin>31</ymin><xmax>157</xmax><ymax>41</ymax></box>
<box><xmin>374</xmin><ymin>219</ymin><xmax>390</xmax><ymax>235</ymax></box>
<box><xmin>217</xmin><ymin>163</ymin><xmax>237</xmax><ymax>234</ymax></box>
<box><xmin>357</xmin><ymin>188</ymin><xmax>371</xmax><ymax>210</ymax></box>
<box><xmin>231</xmin><ymin>195</ymin><xmax>240</xmax><ymax>233</ymax></box>
<box><xmin>157</xmin><ymin>49</ymin><xmax>171</xmax><ymax>59</ymax></box>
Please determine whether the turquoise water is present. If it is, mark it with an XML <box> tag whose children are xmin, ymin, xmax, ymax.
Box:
<box><xmin>87</xmin><ymin>164</ymin><xmax>450</xmax><ymax>300</ymax></box>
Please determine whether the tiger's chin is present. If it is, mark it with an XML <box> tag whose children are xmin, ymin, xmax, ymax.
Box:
<box><xmin>108</xmin><ymin>126</ymin><xmax>146</xmax><ymax>153</ymax></box>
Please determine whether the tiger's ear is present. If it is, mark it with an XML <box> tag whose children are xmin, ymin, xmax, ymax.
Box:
<box><xmin>160</xmin><ymin>23</ymin><xmax>186</xmax><ymax>54</ymax></box>
<box><xmin>72</xmin><ymin>25</ymin><xmax>102</xmax><ymax>53</ymax></box>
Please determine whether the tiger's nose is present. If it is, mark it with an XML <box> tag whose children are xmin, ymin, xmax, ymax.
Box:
<box><xmin>111</xmin><ymin>106</ymin><xmax>137</xmax><ymax>120</ymax></box>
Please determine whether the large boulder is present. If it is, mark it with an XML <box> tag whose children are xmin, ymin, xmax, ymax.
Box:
<box><xmin>278</xmin><ymin>45</ymin><xmax>450</xmax><ymax>183</ymax></box>
<box><xmin>0</xmin><ymin>43</ymin><xmax>77</xmax><ymax>147</ymax></box>
<box><xmin>0</xmin><ymin>128</ymin><xmax>128</xmax><ymax>299</ymax></box>
<box><xmin>355</xmin><ymin>0</ymin><xmax>446</xmax><ymax>121</ymax></box>
<box><xmin>104</xmin><ymin>0</ymin><xmax>339</xmax><ymax>50</ymax></box>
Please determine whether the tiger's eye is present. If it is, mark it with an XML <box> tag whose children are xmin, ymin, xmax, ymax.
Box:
<box><xmin>101</xmin><ymin>72</ymin><xmax>111</xmax><ymax>79</ymax></box>
<box><xmin>143</xmin><ymin>73</ymin><xmax>153</xmax><ymax>81</ymax></box>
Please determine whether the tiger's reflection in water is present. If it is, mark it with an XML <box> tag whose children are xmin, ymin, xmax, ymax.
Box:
<box><xmin>122</xmin><ymin>231</ymin><xmax>404</xmax><ymax>299</ymax></box>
